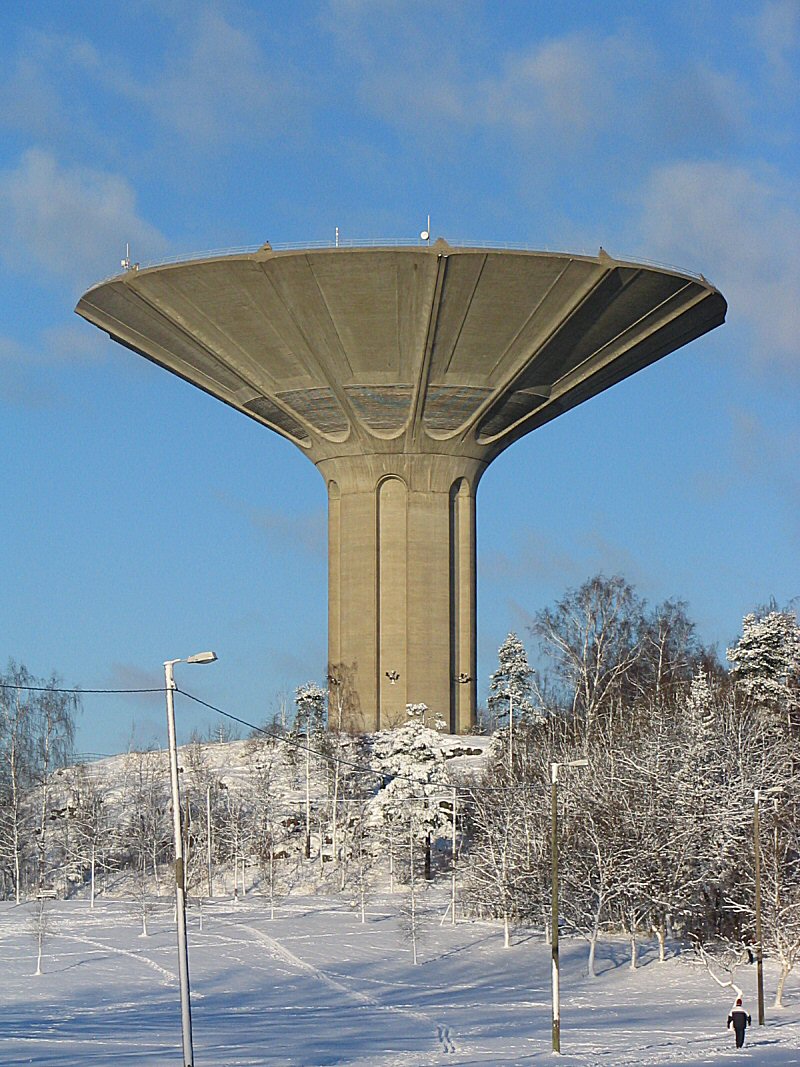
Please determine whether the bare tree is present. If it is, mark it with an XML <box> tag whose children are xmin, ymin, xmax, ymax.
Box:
<box><xmin>29</xmin><ymin>895</ymin><xmax>55</xmax><ymax>976</ymax></box>
<box><xmin>0</xmin><ymin>666</ymin><xmax>37</xmax><ymax>901</ymax></box>
<box><xmin>0</xmin><ymin>664</ymin><xmax>78</xmax><ymax>901</ymax></box>
<box><xmin>531</xmin><ymin>575</ymin><xmax>645</xmax><ymax>740</ymax></box>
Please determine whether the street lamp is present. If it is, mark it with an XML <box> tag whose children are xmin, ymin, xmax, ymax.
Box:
<box><xmin>551</xmin><ymin>758</ymin><xmax>589</xmax><ymax>1055</ymax></box>
<box><xmin>753</xmin><ymin>785</ymin><xmax>782</xmax><ymax>1027</ymax></box>
<box><xmin>508</xmin><ymin>691</ymin><xmax>514</xmax><ymax>777</ymax></box>
<box><xmin>164</xmin><ymin>651</ymin><xmax>217</xmax><ymax>1067</ymax></box>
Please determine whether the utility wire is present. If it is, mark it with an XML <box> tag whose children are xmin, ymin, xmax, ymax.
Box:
<box><xmin>0</xmin><ymin>676</ymin><xmax>473</xmax><ymax>797</ymax></box>
<box><xmin>175</xmin><ymin>686</ymin><xmax>463</xmax><ymax>797</ymax></box>
<box><xmin>0</xmin><ymin>682</ymin><xmax>163</xmax><ymax>695</ymax></box>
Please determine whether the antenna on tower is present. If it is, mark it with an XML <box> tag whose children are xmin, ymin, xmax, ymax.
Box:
<box><xmin>420</xmin><ymin>215</ymin><xmax>431</xmax><ymax>244</ymax></box>
<box><xmin>120</xmin><ymin>243</ymin><xmax>139</xmax><ymax>272</ymax></box>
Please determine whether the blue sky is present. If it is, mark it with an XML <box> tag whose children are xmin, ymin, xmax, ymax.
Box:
<box><xmin>1</xmin><ymin>1</ymin><xmax>797</xmax><ymax>755</ymax></box>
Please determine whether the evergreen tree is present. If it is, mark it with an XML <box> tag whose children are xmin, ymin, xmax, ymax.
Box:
<box><xmin>293</xmin><ymin>683</ymin><xmax>327</xmax><ymax>859</ymax></box>
<box><xmin>487</xmin><ymin>632</ymin><xmax>538</xmax><ymax>726</ymax></box>
<box><xmin>727</xmin><ymin>610</ymin><xmax>800</xmax><ymax>724</ymax></box>
<box><xmin>368</xmin><ymin>712</ymin><xmax>450</xmax><ymax>879</ymax></box>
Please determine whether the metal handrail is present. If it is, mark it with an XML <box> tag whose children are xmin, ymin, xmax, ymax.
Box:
<box><xmin>92</xmin><ymin>238</ymin><xmax>708</xmax><ymax>287</ymax></box>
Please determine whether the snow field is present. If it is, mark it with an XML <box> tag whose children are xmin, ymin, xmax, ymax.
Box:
<box><xmin>2</xmin><ymin>892</ymin><xmax>799</xmax><ymax>1066</ymax></box>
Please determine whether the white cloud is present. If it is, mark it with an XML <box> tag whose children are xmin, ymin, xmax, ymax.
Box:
<box><xmin>341</xmin><ymin>25</ymin><xmax>643</xmax><ymax>144</ymax></box>
<box><xmin>478</xmin><ymin>32</ymin><xmax>639</xmax><ymax>136</ymax></box>
<box><xmin>0</xmin><ymin>333</ymin><xmax>58</xmax><ymax>406</ymax></box>
<box><xmin>124</xmin><ymin>9</ymin><xmax>304</xmax><ymax>147</ymax></box>
<box><xmin>0</xmin><ymin>11</ymin><xmax>306</xmax><ymax>156</ymax></box>
<box><xmin>214</xmin><ymin>489</ymin><xmax>327</xmax><ymax>558</ymax></box>
<box><xmin>750</xmin><ymin>0</ymin><xmax>800</xmax><ymax>87</ymax></box>
<box><xmin>323</xmin><ymin>12</ymin><xmax>754</xmax><ymax>176</ymax></box>
<box><xmin>0</xmin><ymin>52</ymin><xmax>68</xmax><ymax>138</ymax></box>
<box><xmin>638</xmin><ymin>160</ymin><xmax>800</xmax><ymax>374</ymax></box>
<box><xmin>0</xmin><ymin>321</ymin><xmax>110</xmax><ymax>405</ymax></box>
<box><xmin>0</xmin><ymin>149</ymin><xmax>169</xmax><ymax>286</ymax></box>
<box><xmin>41</xmin><ymin>322</ymin><xmax>109</xmax><ymax>364</ymax></box>
<box><xmin>104</xmin><ymin>662</ymin><xmax>164</xmax><ymax>698</ymax></box>
<box><xmin>249</xmin><ymin>504</ymin><xmax>327</xmax><ymax>558</ymax></box>
<box><xmin>0</xmin><ymin>322</ymin><xmax>107</xmax><ymax>368</ymax></box>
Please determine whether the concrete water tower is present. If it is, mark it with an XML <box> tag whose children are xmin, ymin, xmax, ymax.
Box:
<box><xmin>76</xmin><ymin>239</ymin><xmax>726</xmax><ymax>733</ymax></box>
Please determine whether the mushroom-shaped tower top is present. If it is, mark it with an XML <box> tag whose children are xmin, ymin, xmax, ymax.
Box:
<box><xmin>77</xmin><ymin>241</ymin><xmax>726</xmax><ymax>732</ymax></box>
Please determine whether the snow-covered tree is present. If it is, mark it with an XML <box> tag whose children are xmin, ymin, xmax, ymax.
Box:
<box><xmin>465</xmin><ymin>778</ymin><xmax>545</xmax><ymax>947</ymax></box>
<box><xmin>760</xmin><ymin>790</ymin><xmax>800</xmax><ymax>1007</ymax></box>
<box><xmin>727</xmin><ymin>610</ymin><xmax>800</xmax><ymax>725</ymax></box>
<box><xmin>0</xmin><ymin>667</ymin><xmax>37</xmax><ymax>901</ymax></box>
<box><xmin>49</xmin><ymin>763</ymin><xmax>109</xmax><ymax>904</ymax></box>
<box><xmin>642</xmin><ymin>598</ymin><xmax>701</xmax><ymax>703</ymax></box>
<box><xmin>29</xmin><ymin>896</ymin><xmax>55</xmax><ymax>976</ymax></box>
<box><xmin>488</xmin><ymin>632</ymin><xmax>540</xmax><ymax>777</ymax></box>
<box><xmin>369</xmin><ymin>716</ymin><xmax>450</xmax><ymax>880</ymax></box>
<box><xmin>487</xmin><ymin>633</ymin><xmax>538</xmax><ymax>726</ymax></box>
<box><xmin>0</xmin><ymin>664</ymin><xmax>79</xmax><ymax>901</ymax></box>
<box><xmin>294</xmin><ymin>683</ymin><xmax>328</xmax><ymax>733</ymax></box>
<box><xmin>405</xmin><ymin>702</ymin><xmax>446</xmax><ymax>731</ymax></box>
<box><xmin>531</xmin><ymin>575</ymin><xmax>646</xmax><ymax>738</ymax></box>
<box><xmin>293</xmin><ymin>683</ymin><xmax>327</xmax><ymax>858</ymax></box>
<box><xmin>118</xmin><ymin>749</ymin><xmax>170</xmax><ymax>930</ymax></box>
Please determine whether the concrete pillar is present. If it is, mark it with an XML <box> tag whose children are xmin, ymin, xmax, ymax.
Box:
<box><xmin>320</xmin><ymin>453</ymin><xmax>484</xmax><ymax>733</ymax></box>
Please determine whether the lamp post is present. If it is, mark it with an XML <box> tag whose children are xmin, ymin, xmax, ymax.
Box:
<box><xmin>508</xmin><ymin>691</ymin><xmax>514</xmax><ymax>778</ymax></box>
<box><xmin>450</xmin><ymin>786</ymin><xmax>458</xmax><ymax>926</ymax></box>
<box><xmin>753</xmin><ymin>784</ymin><xmax>782</xmax><ymax>1027</ymax></box>
<box><xmin>164</xmin><ymin>651</ymin><xmax>217</xmax><ymax>1067</ymax></box>
<box><xmin>551</xmin><ymin>758</ymin><xmax>589</xmax><ymax>1054</ymax></box>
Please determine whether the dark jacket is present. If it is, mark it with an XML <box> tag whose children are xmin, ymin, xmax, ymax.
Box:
<box><xmin>727</xmin><ymin>1006</ymin><xmax>751</xmax><ymax>1032</ymax></box>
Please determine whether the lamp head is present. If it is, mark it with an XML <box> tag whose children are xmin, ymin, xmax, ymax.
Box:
<box><xmin>186</xmin><ymin>651</ymin><xmax>218</xmax><ymax>664</ymax></box>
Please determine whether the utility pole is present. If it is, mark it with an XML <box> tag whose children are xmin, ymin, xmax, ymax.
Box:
<box><xmin>754</xmin><ymin>788</ymin><xmax>765</xmax><ymax>1026</ymax></box>
<box><xmin>164</xmin><ymin>651</ymin><xmax>217</xmax><ymax>1067</ymax></box>
<box><xmin>551</xmin><ymin>759</ymin><xmax>589</xmax><ymax>1054</ymax></box>
<box><xmin>451</xmin><ymin>787</ymin><xmax>457</xmax><ymax>925</ymax></box>
<box><xmin>753</xmin><ymin>784</ymin><xmax>783</xmax><ymax>1027</ymax></box>
<box><xmin>508</xmin><ymin>692</ymin><xmax>514</xmax><ymax>778</ymax></box>
<box><xmin>206</xmin><ymin>783</ymin><xmax>213</xmax><ymax>899</ymax></box>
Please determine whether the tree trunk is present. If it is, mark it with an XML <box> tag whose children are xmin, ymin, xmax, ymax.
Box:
<box><xmin>409</xmin><ymin>823</ymin><xmax>418</xmax><ymax>965</ymax></box>
<box><xmin>774</xmin><ymin>962</ymin><xmax>789</xmax><ymax>1008</ymax></box>
<box><xmin>587</xmin><ymin>925</ymin><xmax>599</xmax><ymax>977</ymax></box>
<box><xmin>331</xmin><ymin>755</ymin><xmax>340</xmax><ymax>867</ymax></box>
<box><xmin>305</xmin><ymin>731</ymin><xmax>312</xmax><ymax>859</ymax></box>
<box><xmin>655</xmin><ymin>924</ymin><xmax>666</xmax><ymax>962</ymax></box>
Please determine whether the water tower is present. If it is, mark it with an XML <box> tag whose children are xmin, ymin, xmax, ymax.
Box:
<box><xmin>76</xmin><ymin>240</ymin><xmax>726</xmax><ymax>732</ymax></box>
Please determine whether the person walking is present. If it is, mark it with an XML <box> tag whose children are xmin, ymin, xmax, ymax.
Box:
<box><xmin>727</xmin><ymin>997</ymin><xmax>751</xmax><ymax>1049</ymax></box>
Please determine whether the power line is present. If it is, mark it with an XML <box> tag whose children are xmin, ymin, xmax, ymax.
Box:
<box><xmin>175</xmin><ymin>686</ymin><xmax>460</xmax><ymax>796</ymax></box>
<box><xmin>0</xmin><ymin>682</ymin><xmax>163</xmax><ymax>695</ymax></box>
<box><xmin>0</xmin><ymin>676</ymin><xmax>473</xmax><ymax>797</ymax></box>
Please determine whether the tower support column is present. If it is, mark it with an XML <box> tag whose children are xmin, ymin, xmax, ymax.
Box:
<box><xmin>320</xmin><ymin>453</ymin><xmax>484</xmax><ymax>734</ymax></box>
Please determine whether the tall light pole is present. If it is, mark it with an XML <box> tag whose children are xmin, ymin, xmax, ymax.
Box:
<box><xmin>451</xmin><ymin>787</ymin><xmax>458</xmax><ymax>926</ymax></box>
<box><xmin>508</xmin><ymin>691</ymin><xmax>514</xmax><ymax>778</ymax></box>
<box><xmin>165</xmin><ymin>651</ymin><xmax>218</xmax><ymax>1067</ymax></box>
<box><xmin>551</xmin><ymin>758</ymin><xmax>589</xmax><ymax>1055</ymax></box>
<box><xmin>753</xmin><ymin>784</ymin><xmax>782</xmax><ymax>1027</ymax></box>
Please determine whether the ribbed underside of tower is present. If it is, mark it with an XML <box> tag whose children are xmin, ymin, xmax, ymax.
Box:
<box><xmin>76</xmin><ymin>241</ymin><xmax>726</xmax><ymax>733</ymax></box>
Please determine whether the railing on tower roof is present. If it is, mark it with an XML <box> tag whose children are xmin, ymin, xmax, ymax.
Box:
<box><xmin>92</xmin><ymin>238</ymin><xmax>708</xmax><ymax>287</ymax></box>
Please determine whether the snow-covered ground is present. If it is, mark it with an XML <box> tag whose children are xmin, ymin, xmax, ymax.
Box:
<box><xmin>2</xmin><ymin>893</ymin><xmax>798</xmax><ymax>1066</ymax></box>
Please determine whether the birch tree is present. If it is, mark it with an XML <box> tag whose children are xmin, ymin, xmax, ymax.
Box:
<box><xmin>532</xmin><ymin>575</ymin><xmax>645</xmax><ymax>740</ymax></box>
